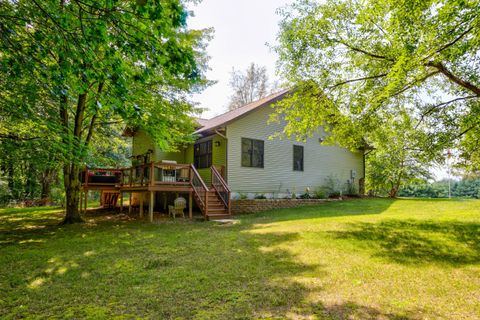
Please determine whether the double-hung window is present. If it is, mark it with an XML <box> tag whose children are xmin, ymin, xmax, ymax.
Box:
<box><xmin>241</xmin><ymin>138</ymin><xmax>264</xmax><ymax>168</ymax></box>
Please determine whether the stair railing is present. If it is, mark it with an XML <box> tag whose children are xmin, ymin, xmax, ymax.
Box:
<box><xmin>211</xmin><ymin>166</ymin><xmax>231</xmax><ymax>214</ymax></box>
<box><xmin>190</xmin><ymin>164</ymin><xmax>209</xmax><ymax>216</ymax></box>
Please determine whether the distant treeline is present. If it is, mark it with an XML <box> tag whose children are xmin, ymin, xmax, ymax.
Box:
<box><xmin>399</xmin><ymin>179</ymin><xmax>480</xmax><ymax>199</ymax></box>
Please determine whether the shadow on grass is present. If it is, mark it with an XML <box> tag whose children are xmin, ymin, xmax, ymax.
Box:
<box><xmin>332</xmin><ymin>219</ymin><xmax>480</xmax><ymax>265</ymax></box>
<box><xmin>0</xmin><ymin>216</ymin><xmax>315</xmax><ymax>318</ymax></box>
<box><xmin>0</xmin><ymin>207</ymin><xmax>131</xmax><ymax>245</ymax></box>
<box><xmin>0</xmin><ymin>205</ymin><xmax>432</xmax><ymax>319</ymax></box>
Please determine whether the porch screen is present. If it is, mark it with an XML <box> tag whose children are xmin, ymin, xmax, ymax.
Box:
<box><xmin>194</xmin><ymin>140</ymin><xmax>212</xmax><ymax>169</ymax></box>
<box><xmin>241</xmin><ymin>138</ymin><xmax>264</xmax><ymax>168</ymax></box>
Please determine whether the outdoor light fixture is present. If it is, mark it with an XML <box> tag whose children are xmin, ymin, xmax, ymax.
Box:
<box><xmin>215</xmin><ymin>141</ymin><xmax>221</xmax><ymax>147</ymax></box>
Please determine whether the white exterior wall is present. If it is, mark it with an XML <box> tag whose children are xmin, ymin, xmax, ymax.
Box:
<box><xmin>225</xmin><ymin>104</ymin><xmax>364</xmax><ymax>196</ymax></box>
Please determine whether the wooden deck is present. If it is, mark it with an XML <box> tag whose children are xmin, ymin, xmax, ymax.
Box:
<box><xmin>80</xmin><ymin>163</ymin><xmax>231</xmax><ymax>221</ymax></box>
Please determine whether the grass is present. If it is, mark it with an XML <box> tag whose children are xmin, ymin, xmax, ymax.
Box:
<box><xmin>0</xmin><ymin>198</ymin><xmax>479</xmax><ymax>319</ymax></box>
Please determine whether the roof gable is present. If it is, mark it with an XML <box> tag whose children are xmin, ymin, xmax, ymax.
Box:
<box><xmin>195</xmin><ymin>88</ymin><xmax>290</xmax><ymax>134</ymax></box>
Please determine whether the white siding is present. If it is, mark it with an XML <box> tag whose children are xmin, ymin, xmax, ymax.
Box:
<box><xmin>226</xmin><ymin>104</ymin><xmax>364</xmax><ymax>195</ymax></box>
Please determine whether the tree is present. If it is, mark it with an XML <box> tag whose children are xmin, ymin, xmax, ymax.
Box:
<box><xmin>456</xmin><ymin>100</ymin><xmax>480</xmax><ymax>176</ymax></box>
<box><xmin>228</xmin><ymin>63</ymin><xmax>271</xmax><ymax>110</ymax></box>
<box><xmin>273</xmin><ymin>0</ymin><xmax>480</xmax><ymax>192</ymax></box>
<box><xmin>0</xmin><ymin>106</ymin><xmax>60</xmax><ymax>205</ymax></box>
<box><xmin>0</xmin><ymin>1</ymin><xmax>210</xmax><ymax>223</ymax></box>
<box><xmin>365</xmin><ymin>110</ymin><xmax>438</xmax><ymax>197</ymax></box>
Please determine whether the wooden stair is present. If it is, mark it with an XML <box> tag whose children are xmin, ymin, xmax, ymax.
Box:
<box><xmin>191</xmin><ymin>189</ymin><xmax>231</xmax><ymax>220</ymax></box>
<box><xmin>205</xmin><ymin>190</ymin><xmax>231</xmax><ymax>220</ymax></box>
<box><xmin>190</xmin><ymin>165</ymin><xmax>232</xmax><ymax>220</ymax></box>
<box><xmin>101</xmin><ymin>191</ymin><xmax>119</xmax><ymax>208</ymax></box>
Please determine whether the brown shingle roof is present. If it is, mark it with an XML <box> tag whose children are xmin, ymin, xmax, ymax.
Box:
<box><xmin>195</xmin><ymin>118</ymin><xmax>209</xmax><ymax>127</ymax></box>
<box><xmin>195</xmin><ymin>88</ymin><xmax>290</xmax><ymax>134</ymax></box>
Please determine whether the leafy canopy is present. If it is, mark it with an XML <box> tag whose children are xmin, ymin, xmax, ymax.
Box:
<box><xmin>0</xmin><ymin>0</ymin><xmax>211</xmax><ymax>162</ymax></box>
<box><xmin>274</xmin><ymin>0</ymin><xmax>479</xmax><ymax>141</ymax></box>
<box><xmin>273</xmin><ymin>0</ymin><xmax>480</xmax><ymax>188</ymax></box>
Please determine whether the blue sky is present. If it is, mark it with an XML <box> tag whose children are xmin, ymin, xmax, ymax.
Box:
<box><xmin>188</xmin><ymin>0</ymin><xmax>291</xmax><ymax>119</ymax></box>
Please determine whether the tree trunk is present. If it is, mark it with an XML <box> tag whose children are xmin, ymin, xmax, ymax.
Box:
<box><xmin>6</xmin><ymin>161</ymin><xmax>15</xmax><ymax>197</ymax></box>
<box><xmin>388</xmin><ymin>186</ymin><xmax>399</xmax><ymax>198</ymax></box>
<box><xmin>25</xmin><ymin>164</ymin><xmax>36</xmax><ymax>200</ymax></box>
<box><xmin>40</xmin><ymin>168</ymin><xmax>56</xmax><ymax>206</ymax></box>
<box><xmin>40</xmin><ymin>180</ymin><xmax>52</xmax><ymax>206</ymax></box>
<box><xmin>388</xmin><ymin>172</ymin><xmax>403</xmax><ymax>198</ymax></box>
<box><xmin>62</xmin><ymin>163</ymin><xmax>83</xmax><ymax>224</ymax></box>
<box><xmin>59</xmin><ymin>91</ymin><xmax>88</xmax><ymax>224</ymax></box>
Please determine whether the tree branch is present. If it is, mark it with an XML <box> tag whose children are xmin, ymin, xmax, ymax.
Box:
<box><xmin>415</xmin><ymin>95</ymin><xmax>477</xmax><ymax>129</ymax></box>
<box><xmin>427</xmin><ymin>61</ymin><xmax>480</xmax><ymax>96</ymax></box>
<box><xmin>424</xmin><ymin>25</ymin><xmax>474</xmax><ymax>61</ymax></box>
<box><xmin>0</xmin><ymin>134</ymin><xmax>40</xmax><ymax>141</ymax></box>
<box><xmin>84</xmin><ymin>82</ymin><xmax>104</xmax><ymax>146</ymax></box>
<box><xmin>330</xmin><ymin>38</ymin><xmax>393</xmax><ymax>61</ymax></box>
<box><xmin>329</xmin><ymin>73</ymin><xmax>388</xmax><ymax>89</ymax></box>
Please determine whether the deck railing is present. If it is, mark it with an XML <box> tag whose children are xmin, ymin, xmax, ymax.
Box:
<box><xmin>190</xmin><ymin>164</ymin><xmax>209</xmax><ymax>215</ymax></box>
<box><xmin>113</xmin><ymin>163</ymin><xmax>194</xmax><ymax>188</ymax></box>
<box><xmin>81</xmin><ymin>168</ymin><xmax>122</xmax><ymax>186</ymax></box>
<box><xmin>211</xmin><ymin>165</ymin><xmax>231</xmax><ymax>214</ymax></box>
<box><xmin>120</xmin><ymin>163</ymin><xmax>151</xmax><ymax>187</ymax></box>
<box><xmin>152</xmin><ymin>163</ymin><xmax>192</xmax><ymax>185</ymax></box>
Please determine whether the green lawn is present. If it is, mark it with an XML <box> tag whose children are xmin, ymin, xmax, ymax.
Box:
<box><xmin>1</xmin><ymin>199</ymin><xmax>479</xmax><ymax>319</ymax></box>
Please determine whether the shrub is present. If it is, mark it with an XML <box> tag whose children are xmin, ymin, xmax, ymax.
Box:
<box><xmin>314</xmin><ymin>187</ymin><xmax>328</xmax><ymax>199</ymax></box>
<box><xmin>324</xmin><ymin>175</ymin><xmax>342</xmax><ymax>197</ymax></box>
<box><xmin>344</xmin><ymin>180</ymin><xmax>358</xmax><ymax>196</ymax></box>
<box><xmin>299</xmin><ymin>192</ymin><xmax>311</xmax><ymax>199</ymax></box>
<box><xmin>254</xmin><ymin>193</ymin><xmax>267</xmax><ymax>199</ymax></box>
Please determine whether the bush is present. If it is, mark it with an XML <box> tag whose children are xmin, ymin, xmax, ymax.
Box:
<box><xmin>299</xmin><ymin>192</ymin><xmax>311</xmax><ymax>199</ymax></box>
<box><xmin>314</xmin><ymin>187</ymin><xmax>328</xmax><ymax>199</ymax></box>
<box><xmin>328</xmin><ymin>191</ymin><xmax>341</xmax><ymax>198</ymax></box>
<box><xmin>344</xmin><ymin>180</ymin><xmax>358</xmax><ymax>196</ymax></box>
<box><xmin>254</xmin><ymin>193</ymin><xmax>267</xmax><ymax>199</ymax></box>
<box><xmin>324</xmin><ymin>175</ymin><xmax>342</xmax><ymax>198</ymax></box>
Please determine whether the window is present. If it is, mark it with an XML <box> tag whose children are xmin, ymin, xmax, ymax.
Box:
<box><xmin>241</xmin><ymin>138</ymin><xmax>264</xmax><ymax>168</ymax></box>
<box><xmin>194</xmin><ymin>140</ymin><xmax>212</xmax><ymax>169</ymax></box>
<box><xmin>293</xmin><ymin>145</ymin><xmax>304</xmax><ymax>171</ymax></box>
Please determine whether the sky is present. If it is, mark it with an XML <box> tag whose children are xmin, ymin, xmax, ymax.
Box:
<box><xmin>187</xmin><ymin>0</ymin><xmax>291</xmax><ymax>119</ymax></box>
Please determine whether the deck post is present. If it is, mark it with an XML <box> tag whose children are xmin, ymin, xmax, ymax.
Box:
<box><xmin>128</xmin><ymin>192</ymin><xmax>132</xmax><ymax>214</ymax></box>
<box><xmin>189</xmin><ymin>191</ymin><xmax>193</xmax><ymax>219</ymax></box>
<box><xmin>84</xmin><ymin>190</ymin><xmax>88</xmax><ymax>214</ymax></box>
<box><xmin>149</xmin><ymin>191</ymin><xmax>154</xmax><ymax>222</ymax></box>
<box><xmin>139</xmin><ymin>192</ymin><xmax>144</xmax><ymax>218</ymax></box>
<box><xmin>119</xmin><ymin>192</ymin><xmax>123</xmax><ymax>212</ymax></box>
<box><xmin>150</xmin><ymin>162</ymin><xmax>154</xmax><ymax>186</ymax></box>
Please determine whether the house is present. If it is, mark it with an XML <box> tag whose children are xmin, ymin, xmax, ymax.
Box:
<box><xmin>80</xmin><ymin>89</ymin><xmax>365</xmax><ymax>221</ymax></box>
<box><xmin>129</xmin><ymin>89</ymin><xmax>365</xmax><ymax>200</ymax></box>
